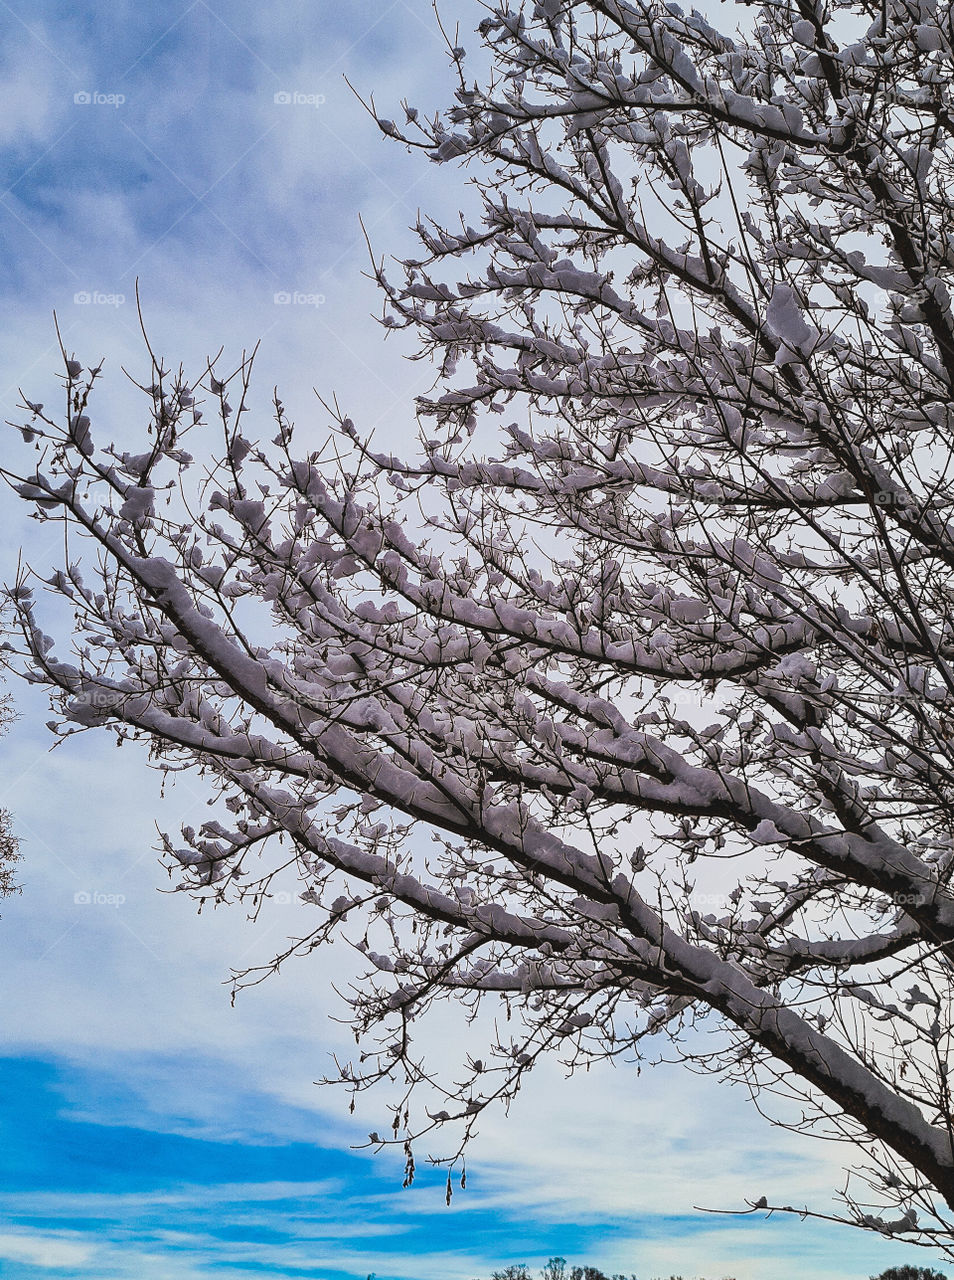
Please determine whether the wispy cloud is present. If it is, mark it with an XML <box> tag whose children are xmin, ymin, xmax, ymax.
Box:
<box><xmin>0</xmin><ymin>1232</ymin><xmax>95</xmax><ymax>1270</ymax></box>
<box><xmin>0</xmin><ymin>1050</ymin><xmax>922</xmax><ymax>1280</ymax></box>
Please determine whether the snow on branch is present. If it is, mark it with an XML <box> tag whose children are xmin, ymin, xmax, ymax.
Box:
<box><xmin>7</xmin><ymin>0</ymin><xmax>954</xmax><ymax>1252</ymax></box>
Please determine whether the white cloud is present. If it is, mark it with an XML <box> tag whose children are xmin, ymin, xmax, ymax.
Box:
<box><xmin>0</xmin><ymin>18</ymin><xmax>75</xmax><ymax>152</ymax></box>
<box><xmin>0</xmin><ymin>1231</ymin><xmax>95</xmax><ymax>1269</ymax></box>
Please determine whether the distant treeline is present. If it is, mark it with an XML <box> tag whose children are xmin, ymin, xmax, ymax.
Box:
<box><xmin>473</xmin><ymin>1259</ymin><xmax>949</xmax><ymax>1280</ymax></box>
<box><xmin>486</xmin><ymin>1267</ymin><xmax>696</xmax><ymax>1280</ymax></box>
<box><xmin>869</xmin><ymin>1269</ymin><xmax>948</xmax><ymax>1280</ymax></box>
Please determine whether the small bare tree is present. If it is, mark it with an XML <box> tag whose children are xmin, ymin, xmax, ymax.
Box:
<box><xmin>0</xmin><ymin>688</ymin><xmax>21</xmax><ymax>902</ymax></box>
<box><xmin>0</xmin><ymin>805</ymin><xmax>19</xmax><ymax>900</ymax></box>
<box><xmin>6</xmin><ymin>0</ymin><xmax>954</xmax><ymax>1256</ymax></box>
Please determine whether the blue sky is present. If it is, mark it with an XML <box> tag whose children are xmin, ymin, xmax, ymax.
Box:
<box><xmin>0</xmin><ymin>2</ymin><xmax>944</xmax><ymax>1278</ymax></box>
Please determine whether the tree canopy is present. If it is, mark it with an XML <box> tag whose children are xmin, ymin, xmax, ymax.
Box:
<box><xmin>488</xmin><ymin>1263</ymin><xmax>641</xmax><ymax>1280</ymax></box>
<box><xmin>871</xmin><ymin>1266</ymin><xmax>949</xmax><ymax>1280</ymax></box>
<box><xmin>5</xmin><ymin>0</ymin><xmax>954</xmax><ymax>1257</ymax></box>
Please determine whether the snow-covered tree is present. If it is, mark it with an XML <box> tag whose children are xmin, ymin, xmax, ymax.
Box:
<box><xmin>6</xmin><ymin>0</ymin><xmax>954</xmax><ymax>1255</ymax></box>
